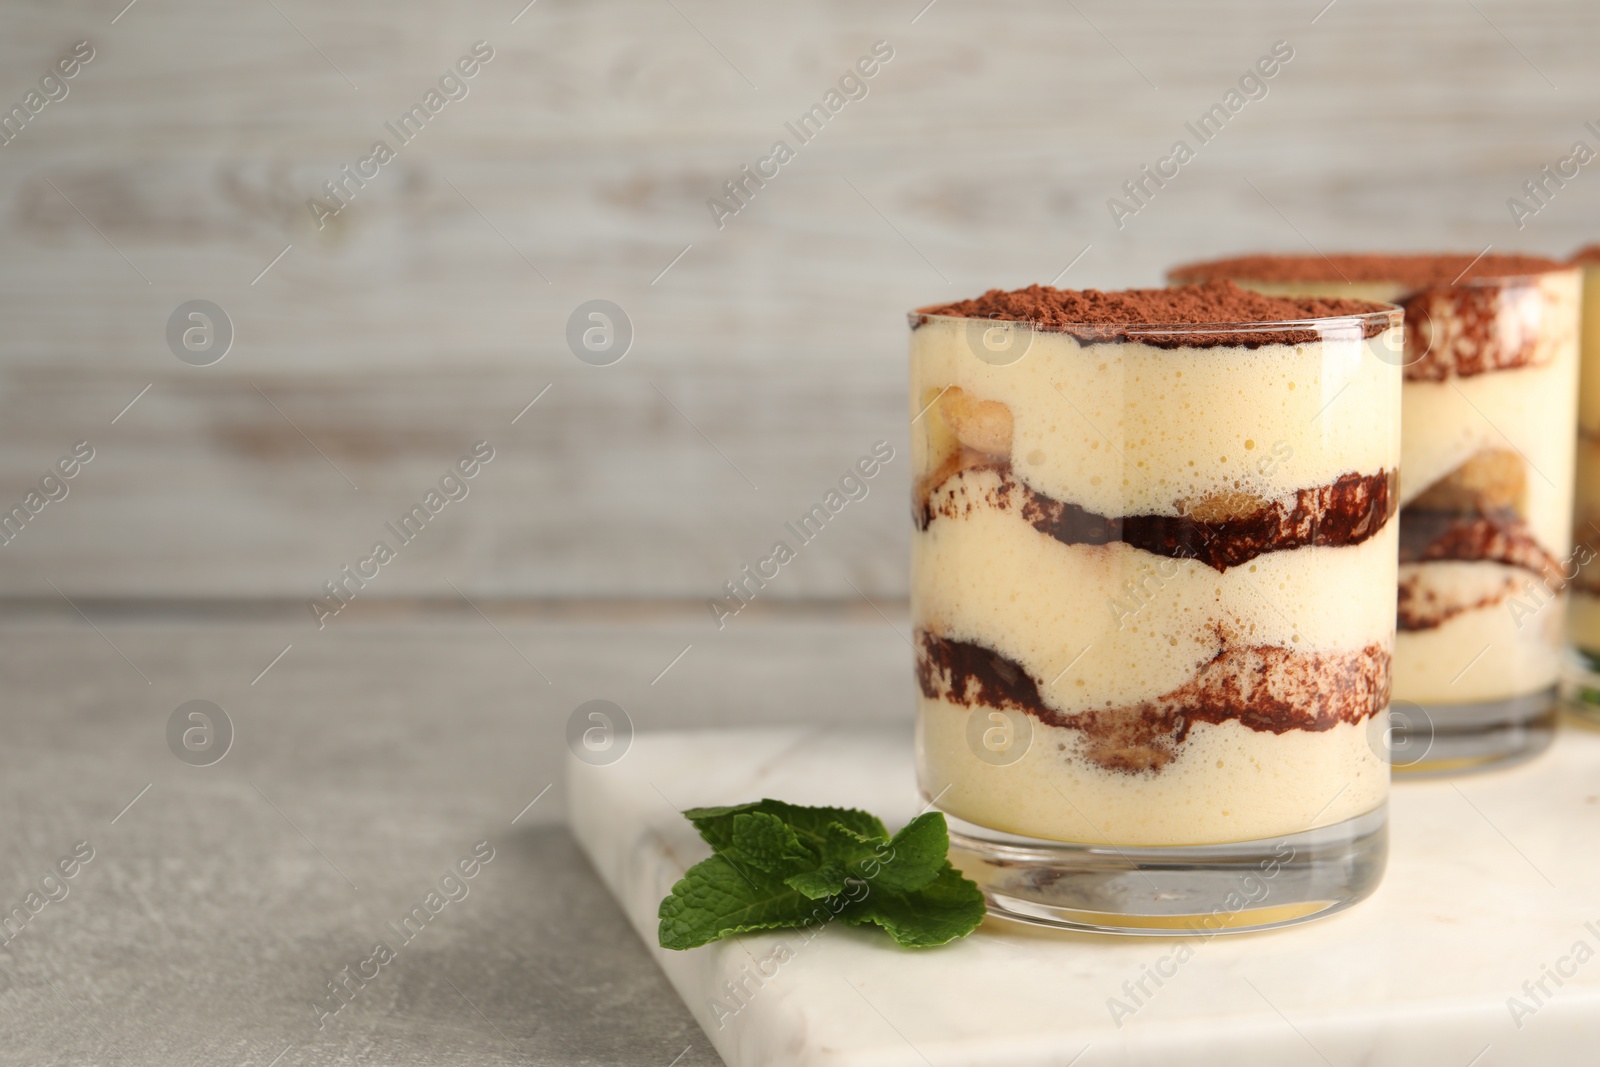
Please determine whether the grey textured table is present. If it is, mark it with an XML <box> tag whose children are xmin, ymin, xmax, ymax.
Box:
<box><xmin>0</xmin><ymin>606</ymin><xmax>910</xmax><ymax>1065</ymax></box>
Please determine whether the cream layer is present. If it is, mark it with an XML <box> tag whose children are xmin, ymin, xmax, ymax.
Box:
<box><xmin>913</xmin><ymin>494</ymin><xmax>1397</xmax><ymax>712</ymax></box>
<box><xmin>1569</xmin><ymin>265</ymin><xmax>1600</xmax><ymax>652</ymax></box>
<box><xmin>1567</xmin><ymin>590</ymin><xmax>1600</xmax><ymax>657</ymax></box>
<box><xmin>1218</xmin><ymin>273</ymin><xmax>1579</xmax><ymax>532</ymax></box>
<box><xmin>909</xmin><ymin>317</ymin><xmax>1402</xmax><ymax>518</ymax></box>
<box><xmin>1393</xmin><ymin>561</ymin><xmax>1563</xmax><ymax>703</ymax></box>
<box><xmin>918</xmin><ymin>699</ymin><xmax>1384</xmax><ymax>846</ymax></box>
<box><xmin>1577</xmin><ymin>265</ymin><xmax>1600</xmax><ymax>435</ymax></box>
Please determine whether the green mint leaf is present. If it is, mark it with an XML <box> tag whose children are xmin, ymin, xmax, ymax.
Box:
<box><xmin>659</xmin><ymin>801</ymin><xmax>985</xmax><ymax>951</ymax></box>
<box><xmin>657</xmin><ymin>854</ymin><xmax>815</xmax><ymax>950</ymax></box>
<box><xmin>816</xmin><ymin>822</ymin><xmax>887</xmax><ymax>867</ymax></box>
<box><xmin>858</xmin><ymin>812</ymin><xmax>950</xmax><ymax>892</ymax></box>
<box><xmin>784</xmin><ymin>866</ymin><xmax>848</xmax><ymax>900</ymax></box>
<box><xmin>840</xmin><ymin>863</ymin><xmax>987</xmax><ymax>948</ymax></box>
<box><xmin>729</xmin><ymin>812</ymin><xmax>815</xmax><ymax>875</ymax></box>
<box><xmin>807</xmin><ymin>812</ymin><xmax>949</xmax><ymax>892</ymax></box>
<box><xmin>684</xmin><ymin>799</ymin><xmax>887</xmax><ymax>856</ymax></box>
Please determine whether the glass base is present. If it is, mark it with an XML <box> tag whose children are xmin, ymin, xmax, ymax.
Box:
<box><xmin>943</xmin><ymin>805</ymin><xmax>1387</xmax><ymax>936</ymax></box>
<box><xmin>1561</xmin><ymin>649</ymin><xmax>1600</xmax><ymax>724</ymax></box>
<box><xmin>1390</xmin><ymin>688</ymin><xmax>1556</xmax><ymax>777</ymax></box>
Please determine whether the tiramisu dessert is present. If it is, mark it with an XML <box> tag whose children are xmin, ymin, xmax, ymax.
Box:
<box><xmin>910</xmin><ymin>280</ymin><xmax>1400</xmax><ymax>932</ymax></box>
<box><xmin>1565</xmin><ymin>245</ymin><xmax>1600</xmax><ymax>718</ymax></box>
<box><xmin>1171</xmin><ymin>254</ymin><xmax>1581</xmax><ymax>772</ymax></box>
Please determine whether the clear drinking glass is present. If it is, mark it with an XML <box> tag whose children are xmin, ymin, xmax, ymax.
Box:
<box><xmin>909</xmin><ymin>300</ymin><xmax>1402</xmax><ymax>934</ymax></box>
<box><xmin>1169</xmin><ymin>257</ymin><xmax>1582</xmax><ymax>773</ymax></box>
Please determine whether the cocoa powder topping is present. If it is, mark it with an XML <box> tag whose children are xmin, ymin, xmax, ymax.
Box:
<box><xmin>915</xmin><ymin>279</ymin><xmax>1392</xmax><ymax>348</ymax></box>
<box><xmin>1170</xmin><ymin>252</ymin><xmax>1569</xmax><ymax>286</ymax></box>
<box><xmin>1571</xmin><ymin>245</ymin><xmax>1600</xmax><ymax>265</ymax></box>
<box><xmin>1171</xmin><ymin>253</ymin><xmax>1573</xmax><ymax>380</ymax></box>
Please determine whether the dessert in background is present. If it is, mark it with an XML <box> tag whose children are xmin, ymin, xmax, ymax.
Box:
<box><xmin>910</xmin><ymin>279</ymin><xmax>1400</xmax><ymax>933</ymax></box>
<box><xmin>1171</xmin><ymin>254</ymin><xmax>1581</xmax><ymax>773</ymax></box>
<box><xmin>1564</xmin><ymin>245</ymin><xmax>1600</xmax><ymax>718</ymax></box>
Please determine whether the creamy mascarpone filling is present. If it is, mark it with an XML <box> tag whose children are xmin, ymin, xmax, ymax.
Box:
<box><xmin>915</xmin><ymin>498</ymin><xmax>1398</xmax><ymax>712</ymax></box>
<box><xmin>1394</xmin><ymin>562</ymin><xmax>1564</xmax><ymax>703</ymax></box>
<box><xmin>911</xmin><ymin>321</ymin><xmax>1399</xmax><ymax>845</ymax></box>
<box><xmin>918</xmin><ymin>701</ymin><xmax>1385</xmax><ymax>846</ymax></box>
<box><xmin>1569</xmin><ymin>264</ymin><xmax>1600</xmax><ymax>654</ymax></box>
<box><xmin>1209</xmin><ymin>273</ymin><xmax>1580</xmax><ymax>705</ymax></box>
<box><xmin>909</xmin><ymin>317</ymin><xmax>1398</xmax><ymax>516</ymax></box>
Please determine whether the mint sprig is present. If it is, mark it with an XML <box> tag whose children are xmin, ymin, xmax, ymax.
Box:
<box><xmin>657</xmin><ymin>799</ymin><xmax>985</xmax><ymax>950</ymax></box>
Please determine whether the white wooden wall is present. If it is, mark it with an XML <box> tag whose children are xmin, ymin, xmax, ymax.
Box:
<box><xmin>3</xmin><ymin>0</ymin><xmax>1597</xmax><ymax>601</ymax></box>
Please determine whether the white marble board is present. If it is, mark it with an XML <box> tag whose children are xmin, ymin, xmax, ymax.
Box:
<box><xmin>569</xmin><ymin>723</ymin><xmax>1600</xmax><ymax>1067</ymax></box>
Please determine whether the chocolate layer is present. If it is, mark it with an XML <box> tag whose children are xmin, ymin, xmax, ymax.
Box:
<box><xmin>1397</xmin><ymin>507</ymin><xmax>1561</xmax><ymax>579</ymax></box>
<box><xmin>915</xmin><ymin>630</ymin><xmax>1389</xmax><ymax>774</ymax></box>
<box><xmin>1395</xmin><ymin>506</ymin><xmax>1563</xmax><ymax>631</ymax></box>
<box><xmin>917</xmin><ymin>459</ymin><xmax>1396</xmax><ymax>571</ymax></box>
<box><xmin>913</xmin><ymin>279</ymin><xmax>1391</xmax><ymax>349</ymax></box>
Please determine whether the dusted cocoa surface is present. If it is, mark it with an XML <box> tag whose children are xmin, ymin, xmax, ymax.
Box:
<box><xmin>1570</xmin><ymin>244</ymin><xmax>1600</xmax><ymax>265</ymax></box>
<box><xmin>1169</xmin><ymin>253</ymin><xmax>1572</xmax><ymax>381</ymax></box>
<box><xmin>1170</xmin><ymin>252</ymin><xmax>1568</xmax><ymax>286</ymax></box>
<box><xmin>914</xmin><ymin>279</ymin><xmax>1391</xmax><ymax>348</ymax></box>
<box><xmin>917</xmin><ymin>460</ymin><xmax>1396</xmax><ymax>571</ymax></box>
<box><xmin>915</xmin><ymin>630</ymin><xmax>1389</xmax><ymax>773</ymax></box>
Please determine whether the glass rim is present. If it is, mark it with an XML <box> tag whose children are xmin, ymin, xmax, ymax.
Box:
<box><xmin>908</xmin><ymin>304</ymin><xmax>1403</xmax><ymax>335</ymax></box>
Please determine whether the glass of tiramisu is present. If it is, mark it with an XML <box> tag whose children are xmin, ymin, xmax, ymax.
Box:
<box><xmin>1564</xmin><ymin>245</ymin><xmax>1600</xmax><ymax>719</ymax></box>
<box><xmin>1170</xmin><ymin>254</ymin><xmax>1581</xmax><ymax>773</ymax></box>
<box><xmin>910</xmin><ymin>279</ymin><xmax>1401</xmax><ymax>934</ymax></box>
